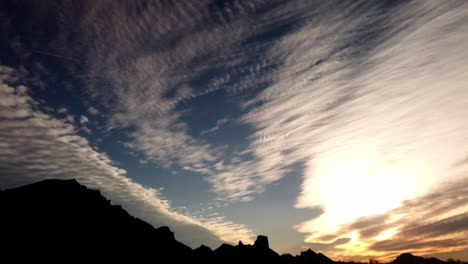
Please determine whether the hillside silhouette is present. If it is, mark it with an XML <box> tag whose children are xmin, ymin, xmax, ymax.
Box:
<box><xmin>0</xmin><ymin>179</ymin><xmax>458</xmax><ymax>263</ymax></box>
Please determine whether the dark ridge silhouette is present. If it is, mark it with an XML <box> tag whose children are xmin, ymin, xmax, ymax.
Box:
<box><xmin>254</xmin><ymin>235</ymin><xmax>270</xmax><ymax>248</ymax></box>
<box><xmin>210</xmin><ymin>235</ymin><xmax>281</xmax><ymax>263</ymax></box>
<box><xmin>194</xmin><ymin>244</ymin><xmax>214</xmax><ymax>261</ymax></box>
<box><xmin>391</xmin><ymin>253</ymin><xmax>450</xmax><ymax>264</ymax></box>
<box><xmin>0</xmin><ymin>179</ymin><xmax>191</xmax><ymax>262</ymax></box>
<box><xmin>0</xmin><ymin>179</ymin><xmax>457</xmax><ymax>263</ymax></box>
<box><xmin>297</xmin><ymin>248</ymin><xmax>334</xmax><ymax>264</ymax></box>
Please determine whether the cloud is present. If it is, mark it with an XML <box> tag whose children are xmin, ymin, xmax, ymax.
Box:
<box><xmin>68</xmin><ymin>1</ymin><xmax>248</xmax><ymax>169</ymax></box>
<box><xmin>87</xmin><ymin>106</ymin><xmax>98</xmax><ymax>115</ymax></box>
<box><xmin>124</xmin><ymin>121</ymin><xmax>218</xmax><ymax>169</ymax></box>
<box><xmin>137</xmin><ymin>0</ymin><xmax>468</xmax><ymax>258</ymax></box>
<box><xmin>200</xmin><ymin>117</ymin><xmax>231</xmax><ymax>135</ymax></box>
<box><xmin>0</xmin><ymin>66</ymin><xmax>254</xmax><ymax>248</ymax></box>
<box><xmin>80</xmin><ymin>125</ymin><xmax>92</xmax><ymax>135</ymax></box>
<box><xmin>306</xmin><ymin>237</ymin><xmax>352</xmax><ymax>252</ymax></box>
<box><xmin>57</xmin><ymin>107</ymin><xmax>68</xmax><ymax>114</ymax></box>
<box><xmin>249</xmin><ymin>1</ymin><xmax>468</xmax><ymax>259</ymax></box>
<box><xmin>3</xmin><ymin>0</ymin><xmax>468</xmax><ymax>259</ymax></box>
<box><xmin>66</xmin><ymin>115</ymin><xmax>75</xmax><ymax>123</ymax></box>
<box><xmin>288</xmin><ymin>0</ymin><xmax>468</xmax><ymax>249</ymax></box>
<box><xmin>372</xmin><ymin>180</ymin><xmax>468</xmax><ymax>256</ymax></box>
<box><xmin>56</xmin><ymin>0</ymin><xmax>468</xmax><ymax>222</ymax></box>
<box><xmin>36</xmin><ymin>1</ymin><xmax>312</xmax><ymax>179</ymax></box>
<box><xmin>295</xmin><ymin>179</ymin><xmax>468</xmax><ymax>261</ymax></box>
<box><xmin>13</xmin><ymin>0</ymin><xmax>306</xmax><ymax>199</ymax></box>
<box><xmin>79</xmin><ymin>115</ymin><xmax>89</xmax><ymax>124</ymax></box>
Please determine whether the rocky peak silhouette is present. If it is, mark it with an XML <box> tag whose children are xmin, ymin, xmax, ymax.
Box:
<box><xmin>254</xmin><ymin>235</ymin><xmax>270</xmax><ymax>249</ymax></box>
<box><xmin>295</xmin><ymin>248</ymin><xmax>334</xmax><ymax>264</ymax></box>
<box><xmin>391</xmin><ymin>253</ymin><xmax>449</xmax><ymax>264</ymax></box>
<box><xmin>156</xmin><ymin>225</ymin><xmax>176</xmax><ymax>240</ymax></box>
<box><xmin>194</xmin><ymin>244</ymin><xmax>213</xmax><ymax>261</ymax></box>
<box><xmin>195</xmin><ymin>244</ymin><xmax>213</xmax><ymax>253</ymax></box>
<box><xmin>1</xmin><ymin>179</ymin><xmax>191</xmax><ymax>262</ymax></box>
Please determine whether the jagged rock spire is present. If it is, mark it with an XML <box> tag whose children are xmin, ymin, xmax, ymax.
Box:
<box><xmin>254</xmin><ymin>235</ymin><xmax>269</xmax><ymax>249</ymax></box>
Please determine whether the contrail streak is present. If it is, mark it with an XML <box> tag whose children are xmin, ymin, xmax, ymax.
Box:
<box><xmin>33</xmin><ymin>50</ymin><xmax>82</xmax><ymax>63</ymax></box>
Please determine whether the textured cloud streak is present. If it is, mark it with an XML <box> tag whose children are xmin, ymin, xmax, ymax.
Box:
<box><xmin>44</xmin><ymin>0</ymin><xmax>304</xmax><ymax>200</ymax></box>
<box><xmin>3</xmin><ymin>0</ymin><xmax>468</xmax><ymax>258</ymax></box>
<box><xmin>78</xmin><ymin>0</ymin><xmax>256</xmax><ymax>169</ymax></box>
<box><xmin>307</xmin><ymin>180</ymin><xmax>468</xmax><ymax>261</ymax></box>
<box><xmin>238</xmin><ymin>0</ymin><xmax>468</xmax><ymax>258</ymax></box>
<box><xmin>0</xmin><ymin>66</ymin><xmax>254</xmax><ymax>247</ymax></box>
<box><xmin>54</xmin><ymin>2</ymin><xmax>468</xmax><ymax>256</ymax></box>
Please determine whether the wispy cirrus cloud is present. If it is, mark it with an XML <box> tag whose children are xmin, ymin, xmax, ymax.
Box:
<box><xmin>46</xmin><ymin>1</ymin><xmax>468</xmax><ymax>245</ymax></box>
<box><xmin>200</xmin><ymin>117</ymin><xmax>231</xmax><ymax>135</ymax></box>
<box><xmin>79</xmin><ymin>115</ymin><xmax>88</xmax><ymax>124</ymax></box>
<box><xmin>0</xmin><ymin>66</ymin><xmax>254</xmax><ymax>247</ymax></box>
<box><xmin>3</xmin><ymin>0</ymin><xmax>468</xmax><ymax>259</ymax></box>
<box><xmin>73</xmin><ymin>1</ymin><xmax>252</xmax><ymax>170</ymax></box>
<box><xmin>252</xmin><ymin>1</ymin><xmax>468</xmax><ymax>258</ymax></box>
<box><xmin>87</xmin><ymin>106</ymin><xmax>99</xmax><ymax>116</ymax></box>
<box><xmin>41</xmin><ymin>0</ymin><xmax>301</xmax><ymax>199</ymax></box>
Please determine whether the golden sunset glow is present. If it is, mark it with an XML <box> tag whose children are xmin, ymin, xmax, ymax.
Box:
<box><xmin>1</xmin><ymin>0</ymin><xmax>467</xmax><ymax>261</ymax></box>
<box><xmin>375</xmin><ymin>229</ymin><xmax>397</xmax><ymax>241</ymax></box>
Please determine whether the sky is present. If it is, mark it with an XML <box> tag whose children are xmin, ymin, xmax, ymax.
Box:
<box><xmin>0</xmin><ymin>0</ymin><xmax>467</xmax><ymax>261</ymax></box>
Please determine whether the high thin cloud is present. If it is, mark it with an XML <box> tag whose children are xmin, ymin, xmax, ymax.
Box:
<box><xmin>244</xmin><ymin>1</ymin><xmax>468</xmax><ymax>258</ymax></box>
<box><xmin>200</xmin><ymin>117</ymin><xmax>231</xmax><ymax>135</ymax></box>
<box><xmin>42</xmin><ymin>0</ymin><xmax>305</xmax><ymax>200</ymax></box>
<box><xmin>282</xmin><ymin>1</ymin><xmax>468</xmax><ymax>258</ymax></box>
<box><xmin>0</xmin><ymin>66</ymin><xmax>254</xmax><ymax>247</ymax></box>
<box><xmin>54</xmin><ymin>1</ymin><xmax>468</xmax><ymax>256</ymax></box>
<box><xmin>87</xmin><ymin>106</ymin><xmax>99</xmax><ymax>116</ymax></box>
<box><xmin>4</xmin><ymin>0</ymin><xmax>468</xmax><ymax>258</ymax></box>
<box><xmin>75</xmin><ymin>0</ymin><xmax>257</xmax><ymax>169</ymax></box>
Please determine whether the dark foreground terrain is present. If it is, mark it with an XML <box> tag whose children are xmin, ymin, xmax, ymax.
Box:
<box><xmin>0</xmin><ymin>179</ymin><xmax>459</xmax><ymax>263</ymax></box>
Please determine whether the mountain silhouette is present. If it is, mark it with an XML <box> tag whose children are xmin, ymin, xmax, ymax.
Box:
<box><xmin>210</xmin><ymin>235</ymin><xmax>281</xmax><ymax>263</ymax></box>
<box><xmin>0</xmin><ymin>179</ymin><xmax>191</xmax><ymax>262</ymax></box>
<box><xmin>0</xmin><ymin>179</ymin><xmax>455</xmax><ymax>263</ymax></box>
<box><xmin>391</xmin><ymin>253</ymin><xmax>449</xmax><ymax>264</ymax></box>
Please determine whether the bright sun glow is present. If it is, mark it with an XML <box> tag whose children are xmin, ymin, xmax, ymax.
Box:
<box><xmin>299</xmin><ymin>147</ymin><xmax>416</xmax><ymax>233</ymax></box>
<box><xmin>296</xmin><ymin>139</ymin><xmax>444</xmax><ymax>248</ymax></box>
<box><xmin>375</xmin><ymin>229</ymin><xmax>397</xmax><ymax>241</ymax></box>
<box><xmin>297</xmin><ymin>136</ymin><xmax>467</xmax><ymax>258</ymax></box>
